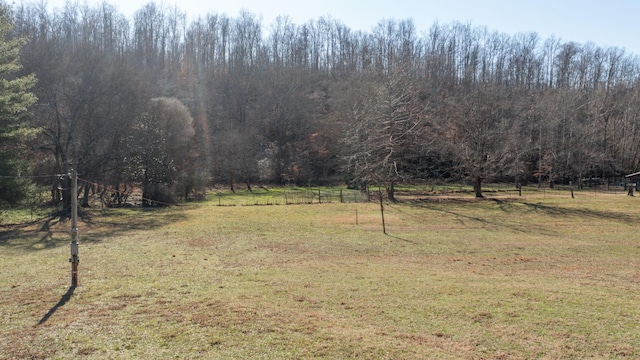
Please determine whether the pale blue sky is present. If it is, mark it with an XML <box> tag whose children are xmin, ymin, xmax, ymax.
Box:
<box><xmin>32</xmin><ymin>0</ymin><xmax>640</xmax><ymax>55</ymax></box>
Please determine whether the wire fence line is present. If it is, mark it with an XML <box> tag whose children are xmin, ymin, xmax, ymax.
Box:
<box><xmin>210</xmin><ymin>187</ymin><xmax>370</xmax><ymax>206</ymax></box>
<box><xmin>207</xmin><ymin>183</ymin><xmax>631</xmax><ymax>207</ymax></box>
<box><xmin>3</xmin><ymin>175</ymin><xmax>631</xmax><ymax>211</ymax></box>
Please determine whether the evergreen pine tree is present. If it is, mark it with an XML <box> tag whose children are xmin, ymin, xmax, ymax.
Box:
<box><xmin>0</xmin><ymin>6</ymin><xmax>38</xmax><ymax>206</ymax></box>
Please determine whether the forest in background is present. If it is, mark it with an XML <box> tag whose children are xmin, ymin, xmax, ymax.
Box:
<box><xmin>4</xmin><ymin>1</ymin><xmax>640</xmax><ymax>206</ymax></box>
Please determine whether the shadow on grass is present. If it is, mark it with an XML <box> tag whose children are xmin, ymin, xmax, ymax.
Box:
<box><xmin>397</xmin><ymin>199</ymin><xmax>495</xmax><ymax>225</ymax></box>
<box><xmin>518</xmin><ymin>201</ymin><xmax>640</xmax><ymax>224</ymax></box>
<box><xmin>406</xmin><ymin>197</ymin><xmax>640</xmax><ymax>235</ymax></box>
<box><xmin>0</xmin><ymin>206</ymin><xmax>188</xmax><ymax>251</ymax></box>
<box><xmin>0</xmin><ymin>214</ymin><xmax>68</xmax><ymax>250</ymax></box>
<box><xmin>37</xmin><ymin>285</ymin><xmax>75</xmax><ymax>325</ymax></box>
<box><xmin>385</xmin><ymin>233</ymin><xmax>418</xmax><ymax>244</ymax></box>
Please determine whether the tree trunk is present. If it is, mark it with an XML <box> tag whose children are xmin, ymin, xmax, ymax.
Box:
<box><xmin>60</xmin><ymin>172</ymin><xmax>71</xmax><ymax>218</ymax></box>
<box><xmin>386</xmin><ymin>181</ymin><xmax>397</xmax><ymax>202</ymax></box>
<box><xmin>229</xmin><ymin>176</ymin><xmax>235</xmax><ymax>194</ymax></box>
<box><xmin>474</xmin><ymin>176</ymin><xmax>484</xmax><ymax>198</ymax></box>
<box><xmin>82</xmin><ymin>183</ymin><xmax>90</xmax><ymax>207</ymax></box>
<box><xmin>51</xmin><ymin>182</ymin><xmax>61</xmax><ymax>204</ymax></box>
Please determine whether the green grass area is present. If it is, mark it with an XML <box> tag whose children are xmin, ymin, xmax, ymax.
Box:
<box><xmin>1</xmin><ymin>188</ymin><xmax>639</xmax><ymax>359</ymax></box>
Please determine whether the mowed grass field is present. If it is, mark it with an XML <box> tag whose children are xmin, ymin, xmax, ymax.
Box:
<box><xmin>1</xmin><ymin>189</ymin><xmax>640</xmax><ymax>359</ymax></box>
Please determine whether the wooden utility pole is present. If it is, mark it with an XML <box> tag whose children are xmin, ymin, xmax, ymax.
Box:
<box><xmin>70</xmin><ymin>169</ymin><xmax>79</xmax><ymax>287</ymax></box>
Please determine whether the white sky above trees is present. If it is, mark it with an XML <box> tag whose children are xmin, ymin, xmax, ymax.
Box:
<box><xmin>34</xmin><ymin>0</ymin><xmax>640</xmax><ymax>55</ymax></box>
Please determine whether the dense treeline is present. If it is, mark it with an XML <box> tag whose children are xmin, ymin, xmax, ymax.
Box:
<box><xmin>7</xmin><ymin>1</ymin><xmax>640</xmax><ymax>205</ymax></box>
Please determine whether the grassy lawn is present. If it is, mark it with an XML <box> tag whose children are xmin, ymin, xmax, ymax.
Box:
<box><xmin>1</xmin><ymin>188</ymin><xmax>639</xmax><ymax>359</ymax></box>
